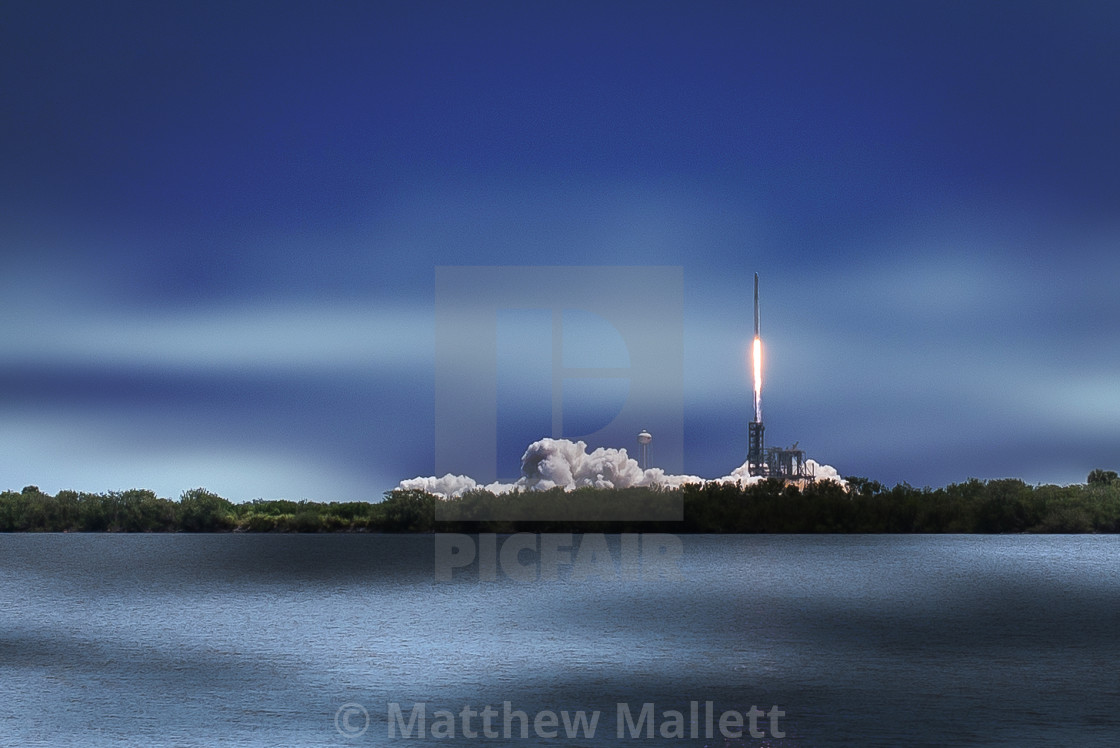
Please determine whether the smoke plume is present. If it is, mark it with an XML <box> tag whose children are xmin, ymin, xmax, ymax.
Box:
<box><xmin>399</xmin><ymin>438</ymin><xmax>845</xmax><ymax>497</ymax></box>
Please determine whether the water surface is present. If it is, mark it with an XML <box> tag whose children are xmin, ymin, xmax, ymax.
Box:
<box><xmin>1</xmin><ymin>534</ymin><xmax>1117</xmax><ymax>746</ymax></box>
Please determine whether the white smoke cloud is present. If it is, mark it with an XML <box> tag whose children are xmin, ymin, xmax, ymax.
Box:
<box><xmin>398</xmin><ymin>438</ymin><xmax>846</xmax><ymax>497</ymax></box>
<box><xmin>806</xmin><ymin>459</ymin><xmax>845</xmax><ymax>485</ymax></box>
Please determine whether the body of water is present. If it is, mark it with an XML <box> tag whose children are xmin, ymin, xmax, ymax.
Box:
<box><xmin>1</xmin><ymin>534</ymin><xmax>1118</xmax><ymax>746</ymax></box>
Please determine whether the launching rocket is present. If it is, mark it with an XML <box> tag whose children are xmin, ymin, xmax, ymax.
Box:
<box><xmin>754</xmin><ymin>272</ymin><xmax>760</xmax><ymax>338</ymax></box>
<box><xmin>751</xmin><ymin>273</ymin><xmax>762</xmax><ymax>424</ymax></box>
<box><xmin>748</xmin><ymin>272</ymin><xmax>765</xmax><ymax>472</ymax></box>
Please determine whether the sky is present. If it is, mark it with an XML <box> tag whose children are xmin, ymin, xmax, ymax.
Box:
<box><xmin>2</xmin><ymin>1</ymin><xmax>1119</xmax><ymax>501</ymax></box>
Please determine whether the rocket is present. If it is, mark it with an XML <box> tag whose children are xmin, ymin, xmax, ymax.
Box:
<box><xmin>751</xmin><ymin>272</ymin><xmax>763</xmax><ymax>425</ymax></box>
<box><xmin>753</xmin><ymin>272</ymin><xmax>760</xmax><ymax>338</ymax></box>
<box><xmin>747</xmin><ymin>271</ymin><xmax>765</xmax><ymax>468</ymax></box>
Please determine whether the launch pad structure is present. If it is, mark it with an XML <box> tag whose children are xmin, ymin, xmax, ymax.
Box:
<box><xmin>746</xmin><ymin>273</ymin><xmax>814</xmax><ymax>482</ymax></box>
<box><xmin>748</xmin><ymin>425</ymin><xmax>813</xmax><ymax>481</ymax></box>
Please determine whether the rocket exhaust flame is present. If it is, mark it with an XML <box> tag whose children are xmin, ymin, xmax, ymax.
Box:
<box><xmin>753</xmin><ymin>335</ymin><xmax>762</xmax><ymax>423</ymax></box>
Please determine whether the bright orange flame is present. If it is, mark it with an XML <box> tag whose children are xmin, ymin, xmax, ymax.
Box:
<box><xmin>752</xmin><ymin>335</ymin><xmax>762</xmax><ymax>422</ymax></box>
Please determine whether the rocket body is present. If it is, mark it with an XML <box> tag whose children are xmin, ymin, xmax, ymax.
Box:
<box><xmin>751</xmin><ymin>273</ymin><xmax>762</xmax><ymax>425</ymax></box>
<box><xmin>753</xmin><ymin>273</ymin><xmax>760</xmax><ymax>338</ymax></box>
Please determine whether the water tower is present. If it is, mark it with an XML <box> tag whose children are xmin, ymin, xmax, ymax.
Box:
<box><xmin>637</xmin><ymin>429</ymin><xmax>652</xmax><ymax>470</ymax></box>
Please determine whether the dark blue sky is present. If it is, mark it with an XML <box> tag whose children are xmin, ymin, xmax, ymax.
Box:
<box><xmin>3</xmin><ymin>1</ymin><xmax>1118</xmax><ymax>499</ymax></box>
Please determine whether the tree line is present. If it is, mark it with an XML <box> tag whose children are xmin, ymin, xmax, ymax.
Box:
<box><xmin>2</xmin><ymin>471</ymin><xmax>1120</xmax><ymax>533</ymax></box>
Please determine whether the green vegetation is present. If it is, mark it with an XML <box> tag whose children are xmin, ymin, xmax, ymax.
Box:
<box><xmin>1088</xmin><ymin>469</ymin><xmax>1118</xmax><ymax>486</ymax></box>
<box><xmin>0</xmin><ymin>485</ymin><xmax>403</xmax><ymax>533</ymax></box>
<box><xmin>3</xmin><ymin>472</ymin><xmax>1120</xmax><ymax>533</ymax></box>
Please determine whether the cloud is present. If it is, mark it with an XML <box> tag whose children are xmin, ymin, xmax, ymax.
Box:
<box><xmin>0</xmin><ymin>303</ymin><xmax>432</xmax><ymax>372</ymax></box>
